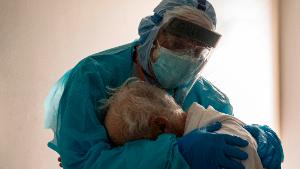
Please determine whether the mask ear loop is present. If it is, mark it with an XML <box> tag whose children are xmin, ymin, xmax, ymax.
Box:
<box><xmin>148</xmin><ymin>40</ymin><xmax>173</xmax><ymax>88</ymax></box>
<box><xmin>153</xmin><ymin>40</ymin><xmax>161</xmax><ymax>49</ymax></box>
<box><xmin>150</xmin><ymin>40</ymin><xmax>161</xmax><ymax>63</ymax></box>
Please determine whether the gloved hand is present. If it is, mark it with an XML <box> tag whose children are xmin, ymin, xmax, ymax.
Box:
<box><xmin>244</xmin><ymin>124</ymin><xmax>284</xmax><ymax>169</ymax></box>
<box><xmin>178</xmin><ymin>122</ymin><xmax>249</xmax><ymax>169</ymax></box>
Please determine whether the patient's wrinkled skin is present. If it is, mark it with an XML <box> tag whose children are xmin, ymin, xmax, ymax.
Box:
<box><xmin>102</xmin><ymin>80</ymin><xmax>187</xmax><ymax>146</ymax></box>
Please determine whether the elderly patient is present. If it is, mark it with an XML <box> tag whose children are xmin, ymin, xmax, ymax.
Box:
<box><xmin>103</xmin><ymin>80</ymin><xmax>263</xmax><ymax>169</ymax></box>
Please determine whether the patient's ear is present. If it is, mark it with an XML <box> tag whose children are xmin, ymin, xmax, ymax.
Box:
<box><xmin>149</xmin><ymin>116</ymin><xmax>169</xmax><ymax>133</ymax></box>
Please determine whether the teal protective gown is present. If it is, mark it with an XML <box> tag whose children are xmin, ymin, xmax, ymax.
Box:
<box><xmin>47</xmin><ymin>41</ymin><xmax>233</xmax><ymax>169</ymax></box>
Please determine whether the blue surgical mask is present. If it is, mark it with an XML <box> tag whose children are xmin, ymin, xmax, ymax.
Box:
<box><xmin>152</xmin><ymin>47</ymin><xmax>203</xmax><ymax>89</ymax></box>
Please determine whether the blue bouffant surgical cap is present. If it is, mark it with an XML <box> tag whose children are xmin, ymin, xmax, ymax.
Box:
<box><xmin>137</xmin><ymin>0</ymin><xmax>217</xmax><ymax>75</ymax></box>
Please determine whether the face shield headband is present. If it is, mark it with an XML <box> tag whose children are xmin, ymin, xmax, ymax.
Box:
<box><xmin>164</xmin><ymin>17</ymin><xmax>221</xmax><ymax>48</ymax></box>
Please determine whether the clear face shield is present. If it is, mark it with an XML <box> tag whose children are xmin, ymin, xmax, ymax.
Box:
<box><xmin>150</xmin><ymin>18</ymin><xmax>221</xmax><ymax>104</ymax></box>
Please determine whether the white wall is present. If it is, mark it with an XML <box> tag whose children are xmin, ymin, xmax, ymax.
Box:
<box><xmin>280</xmin><ymin>0</ymin><xmax>300</xmax><ymax>168</ymax></box>
<box><xmin>0</xmin><ymin>0</ymin><xmax>160</xmax><ymax>169</ymax></box>
<box><xmin>204</xmin><ymin>0</ymin><xmax>279</xmax><ymax>130</ymax></box>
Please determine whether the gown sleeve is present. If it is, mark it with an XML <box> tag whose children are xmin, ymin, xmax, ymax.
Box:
<box><xmin>56</xmin><ymin>58</ymin><xmax>190</xmax><ymax>169</ymax></box>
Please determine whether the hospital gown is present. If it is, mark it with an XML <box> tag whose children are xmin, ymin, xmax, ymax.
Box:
<box><xmin>185</xmin><ymin>103</ymin><xmax>264</xmax><ymax>169</ymax></box>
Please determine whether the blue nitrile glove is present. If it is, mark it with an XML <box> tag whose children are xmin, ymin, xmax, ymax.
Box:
<box><xmin>178</xmin><ymin>122</ymin><xmax>249</xmax><ymax>169</ymax></box>
<box><xmin>244</xmin><ymin>124</ymin><xmax>284</xmax><ymax>169</ymax></box>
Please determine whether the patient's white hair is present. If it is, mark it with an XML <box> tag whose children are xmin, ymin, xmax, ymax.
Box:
<box><xmin>102</xmin><ymin>78</ymin><xmax>183</xmax><ymax>145</ymax></box>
